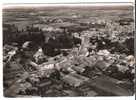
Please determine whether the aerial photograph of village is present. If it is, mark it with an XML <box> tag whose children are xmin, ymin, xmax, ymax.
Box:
<box><xmin>3</xmin><ymin>4</ymin><xmax>135</xmax><ymax>97</ymax></box>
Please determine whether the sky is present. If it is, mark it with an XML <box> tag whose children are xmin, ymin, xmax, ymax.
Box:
<box><xmin>1</xmin><ymin>0</ymin><xmax>134</xmax><ymax>8</ymax></box>
<box><xmin>1</xmin><ymin>0</ymin><xmax>135</xmax><ymax>4</ymax></box>
<box><xmin>3</xmin><ymin>3</ymin><xmax>134</xmax><ymax>9</ymax></box>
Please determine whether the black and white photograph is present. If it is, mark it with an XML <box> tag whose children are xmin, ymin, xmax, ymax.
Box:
<box><xmin>2</xmin><ymin>2</ymin><xmax>135</xmax><ymax>98</ymax></box>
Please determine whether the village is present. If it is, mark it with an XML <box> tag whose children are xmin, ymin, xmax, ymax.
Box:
<box><xmin>3</xmin><ymin>6</ymin><xmax>135</xmax><ymax>97</ymax></box>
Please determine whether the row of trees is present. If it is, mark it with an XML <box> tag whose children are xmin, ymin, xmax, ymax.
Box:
<box><xmin>3</xmin><ymin>24</ymin><xmax>82</xmax><ymax>56</ymax></box>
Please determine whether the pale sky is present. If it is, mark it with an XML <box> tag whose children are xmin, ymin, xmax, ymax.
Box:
<box><xmin>2</xmin><ymin>0</ymin><xmax>135</xmax><ymax>3</ymax></box>
<box><xmin>2</xmin><ymin>0</ymin><xmax>134</xmax><ymax>8</ymax></box>
<box><xmin>3</xmin><ymin>3</ymin><xmax>134</xmax><ymax>9</ymax></box>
